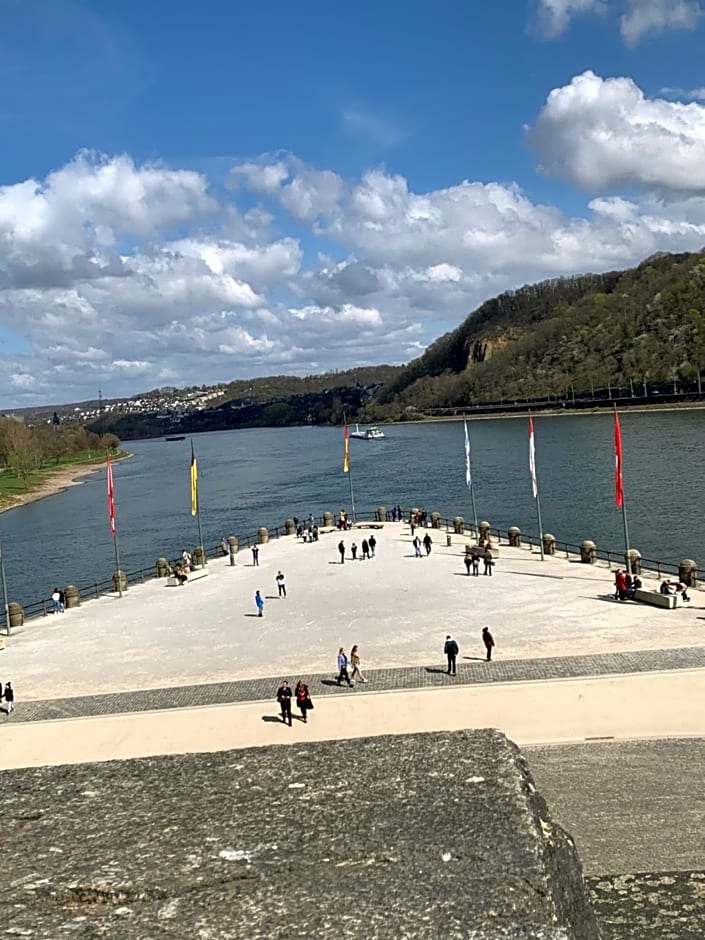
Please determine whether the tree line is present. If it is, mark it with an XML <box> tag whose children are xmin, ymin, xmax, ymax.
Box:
<box><xmin>0</xmin><ymin>418</ymin><xmax>119</xmax><ymax>479</ymax></box>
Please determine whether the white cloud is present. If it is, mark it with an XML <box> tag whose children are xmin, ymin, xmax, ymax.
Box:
<box><xmin>529</xmin><ymin>71</ymin><xmax>705</xmax><ymax>192</ymax></box>
<box><xmin>7</xmin><ymin>138</ymin><xmax>705</xmax><ymax>407</ymax></box>
<box><xmin>536</xmin><ymin>0</ymin><xmax>606</xmax><ymax>37</ymax></box>
<box><xmin>621</xmin><ymin>0</ymin><xmax>703</xmax><ymax>45</ymax></box>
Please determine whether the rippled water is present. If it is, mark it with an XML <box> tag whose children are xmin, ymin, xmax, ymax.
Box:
<box><xmin>1</xmin><ymin>410</ymin><xmax>703</xmax><ymax>607</ymax></box>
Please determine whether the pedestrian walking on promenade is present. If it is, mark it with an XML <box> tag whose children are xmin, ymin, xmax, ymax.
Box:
<box><xmin>482</xmin><ymin>627</ymin><xmax>495</xmax><ymax>662</ymax></box>
<box><xmin>368</xmin><ymin>534</ymin><xmax>377</xmax><ymax>557</ymax></box>
<box><xmin>276</xmin><ymin>571</ymin><xmax>287</xmax><ymax>598</ymax></box>
<box><xmin>252</xmin><ymin>545</ymin><xmax>260</xmax><ymax>567</ymax></box>
<box><xmin>277</xmin><ymin>680</ymin><xmax>293</xmax><ymax>726</ymax></box>
<box><xmin>337</xmin><ymin>647</ymin><xmax>353</xmax><ymax>686</ymax></box>
<box><xmin>471</xmin><ymin>550</ymin><xmax>480</xmax><ymax>576</ymax></box>
<box><xmin>423</xmin><ymin>533</ymin><xmax>433</xmax><ymax>555</ymax></box>
<box><xmin>255</xmin><ymin>590</ymin><xmax>264</xmax><ymax>617</ymax></box>
<box><xmin>338</xmin><ymin>540</ymin><xmax>346</xmax><ymax>564</ymax></box>
<box><xmin>483</xmin><ymin>547</ymin><xmax>493</xmax><ymax>576</ymax></box>
<box><xmin>413</xmin><ymin>535</ymin><xmax>422</xmax><ymax>558</ymax></box>
<box><xmin>464</xmin><ymin>552</ymin><xmax>472</xmax><ymax>575</ymax></box>
<box><xmin>350</xmin><ymin>645</ymin><xmax>367</xmax><ymax>683</ymax></box>
<box><xmin>444</xmin><ymin>635</ymin><xmax>459</xmax><ymax>676</ymax></box>
<box><xmin>361</xmin><ymin>538</ymin><xmax>370</xmax><ymax>560</ymax></box>
<box><xmin>295</xmin><ymin>680</ymin><xmax>314</xmax><ymax>722</ymax></box>
<box><xmin>351</xmin><ymin>542</ymin><xmax>358</xmax><ymax>560</ymax></box>
<box><xmin>3</xmin><ymin>680</ymin><xmax>14</xmax><ymax>715</ymax></box>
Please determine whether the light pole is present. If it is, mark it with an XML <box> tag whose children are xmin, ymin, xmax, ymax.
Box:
<box><xmin>0</xmin><ymin>525</ymin><xmax>10</xmax><ymax>636</ymax></box>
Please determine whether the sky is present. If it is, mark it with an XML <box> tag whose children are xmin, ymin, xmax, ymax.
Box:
<box><xmin>3</xmin><ymin>0</ymin><xmax>705</xmax><ymax>407</ymax></box>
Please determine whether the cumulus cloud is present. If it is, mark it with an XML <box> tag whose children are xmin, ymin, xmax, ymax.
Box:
<box><xmin>529</xmin><ymin>71</ymin><xmax>705</xmax><ymax>192</ymax></box>
<box><xmin>621</xmin><ymin>0</ymin><xmax>703</xmax><ymax>45</ymax></box>
<box><xmin>536</xmin><ymin>0</ymin><xmax>606</xmax><ymax>38</ymax></box>
<box><xmin>6</xmin><ymin>138</ymin><xmax>705</xmax><ymax>407</ymax></box>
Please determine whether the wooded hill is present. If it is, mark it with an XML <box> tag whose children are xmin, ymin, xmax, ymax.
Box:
<box><xmin>366</xmin><ymin>250</ymin><xmax>705</xmax><ymax>418</ymax></box>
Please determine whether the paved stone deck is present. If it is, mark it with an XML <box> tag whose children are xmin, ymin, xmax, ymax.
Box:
<box><xmin>4</xmin><ymin>644</ymin><xmax>704</xmax><ymax>724</ymax></box>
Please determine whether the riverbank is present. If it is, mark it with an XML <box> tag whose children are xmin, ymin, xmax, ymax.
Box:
<box><xmin>0</xmin><ymin>452</ymin><xmax>131</xmax><ymax>515</ymax></box>
<box><xmin>409</xmin><ymin>399</ymin><xmax>705</xmax><ymax>424</ymax></box>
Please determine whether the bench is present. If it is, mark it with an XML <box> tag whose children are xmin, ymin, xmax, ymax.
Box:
<box><xmin>166</xmin><ymin>567</ymin><xmax>210</xmax><ymax>587</ymax></box>
<box><xmin>633</xmin><ymin>588</ymin><xmax>681</xmax><ymax>609</ymax></box>
<box><xmin>464</xmin><ymin>544</ymin><xmax>500</xmax><ymax>559</ymax></box>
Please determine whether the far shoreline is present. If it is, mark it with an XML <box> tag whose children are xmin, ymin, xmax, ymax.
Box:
<box><xmin>0</xmin><ymin>452</ymin><xmax>133</xmax><ymax>516</ymax></box>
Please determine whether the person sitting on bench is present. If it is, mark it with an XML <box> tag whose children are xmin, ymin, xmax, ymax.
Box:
<box><xmin>173</xmin><ymin>565</ymin><xmax>188</xmax><ymax>585</ymax></box>
<box><xmin>660</xmin><ymin>579</ymin><xmax>675</xmax><ymax>595</ymax></box>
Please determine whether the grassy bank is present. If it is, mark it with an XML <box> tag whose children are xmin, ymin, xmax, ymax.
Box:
<box><xmin>0</xmin><ymin>449</ymin><xmax>128</xmax><ymax>509</ymax></box>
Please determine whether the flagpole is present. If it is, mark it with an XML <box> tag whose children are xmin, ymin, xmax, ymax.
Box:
<box><xmin>107</xmin><ymin>453</ymin><xmax>123</xmax><ymax>598</ymax></box>
<box><xmin>529</xmin><ymin>412</ymin><xmax>545</xmax><ymax>561</ymax></box>
<box><xmin>464</xmin><ymin>421</ymin><xmax>479</xmax><ymax>538</ymax></box>
<box><xmin>343</xmin><ymin>416</ymin><xmax>356</xmax><ymax>524</ymax></box>
<box><xmin>614</xmin><ymin>405</ymin><xmax>631</xmax><ymax>570</ymax></box>
<box><xmin>191</xmin><ymin>442</ymin><xmax>206</xmax><ymax>568</ymax></box>
<box><xmin>0</xmin><ymin>526</ymin><xmax>10</xmax><ymax>635</ymax></box>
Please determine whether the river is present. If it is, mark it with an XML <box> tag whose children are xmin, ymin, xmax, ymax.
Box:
<box><xmin>1</xmin><ymin>410</ymin><xmax>702</xmax><ymax>607</ymax></box>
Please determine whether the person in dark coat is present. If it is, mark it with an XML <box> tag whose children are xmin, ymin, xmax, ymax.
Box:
<box><xmin>361</xmin><ymin>538</ymin><xmax>370</xmax><ymax>560</ymax></box>
<box><xmin>368</xmin><ymin>534</ymin><xmax>377</xmax><ymax>557</ymax></box>
<box><xmin>423</xmin><ymin>533</ymin><xmax>432</xmax><ymax>555</ymax></box>
<box><xmin>295</xmin><ymin>680</ymin><xmax>313</xmax><ymax>723</ymax></box>
<box><xmin>3</xmin><ymin>680</ymin><xmax>14</xmax><ymax>715</ymax></box>
<box><xmin>444</xmin><ymin>635</ymin><xmax>459</xmax><ymax>676</ymax></box>
<box><xmin>277</xmin><ymin>680</ymin><xmax>292</xmax><ymax>726</ymax></box>
<box><xmin>482</xmin><ymin>627</ymin><xmax>495</xmax><ymax>662</ymax></box>
<box><xmin>338</xmin><ymin>540</ymin><xmax>345</xmax><ymax>563</ymax></box>
<box><xmin>464</xmin><ymin>552</ymin><xmax>472</xmax><ymax>575</ymax></box>
<box><xmin>471</xmin><ymin>551</ymin><xmax>480</xmax><ymax>576</ymax></box>
<box><xmin>483</xmin><ymin>548</ymin><xmax>493</xmax><ymax>576</ymax></box>
<box><xmin>337</xmin><ymin>647</ymin><xmax>353</xmax><ymax>686</ymax></box>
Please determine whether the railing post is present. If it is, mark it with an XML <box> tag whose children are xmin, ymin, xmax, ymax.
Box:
<box><xmin>94</xmin><ymin>583</ymin><xmax>99</xmax><ymax>598</ymax></box>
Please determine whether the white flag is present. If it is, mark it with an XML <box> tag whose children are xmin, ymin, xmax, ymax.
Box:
<box><xmin>464</xmin><ymin>420</ymin><xmax>472</xmax><ymax>490</ymax></box>
<box><xmin>529</xmin><ymin>416</ymin><xmax>538</xmax><ymax>498</ymax></box>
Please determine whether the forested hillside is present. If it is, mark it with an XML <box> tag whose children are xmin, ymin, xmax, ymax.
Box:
<box><xmin>366</xmin><ymin>251</ymin><xmax>705</xmax><ymax>417</ymax></box>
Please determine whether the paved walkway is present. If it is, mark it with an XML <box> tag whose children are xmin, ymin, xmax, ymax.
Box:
<box><xmin>4</xmin><ymin>644</ymin><xmax>704</xmax><ymax>724</ymax></box>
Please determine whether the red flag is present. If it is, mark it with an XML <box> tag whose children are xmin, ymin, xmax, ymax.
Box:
<box><xmin>614</xmin><ymin>412</ymin><xmax>624</xmax><ymax>508</ymax></box>
<box><xmin>529</xmin><ymin>416</ymin><xmax>538</xmax><ymax>498</ymax></box>
<box><xmin>343</xmin><ymin>423</ymin><xmax>350</xmax><ymax>473</ymax></box>
<box><xmin>107</xmin><ymin>453</ymin><xmax>116</xmax><ymax>535</ymax></box>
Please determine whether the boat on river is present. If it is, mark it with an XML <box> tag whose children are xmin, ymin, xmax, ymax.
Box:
<box><xmin>350</xmin><ymin>424</ymin><xmax>385</xmax><ymax>440</ymax></box>
<box><xmin>165</xmin><ymin>435</ymin><xmax>186</xmax><ymax>442</ymax></box>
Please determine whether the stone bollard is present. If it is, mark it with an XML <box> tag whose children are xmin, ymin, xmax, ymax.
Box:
<box><xmin>156</xmin><ymin>557</ymin><xmax>170</xmax><ymax>578</ymax></box>
<box><xmin>8</xmin><ymin>601</ymin><xmax>24</xmax><ymax>628</ymax></box>
<box><xmin>284</xmin><ymin>518</ymin><xmax>296</xmax><ymax>536</ymax></box>
<box><xmin>453</xmin><ymin>516</ymin><xmax>464</xmax><ymax>534</ymax></box>
<box><xmin>193</xmin><ymin>546</ymin><xmax>205</xmax><ymax>567</ymax></box>
<box><xmin>679</xmin><ymin>558</ymin><xmax>698</xmax><ymax>587</ymax></box>
<box><xmin>626</xmin><ymin>549</ymin><xmax>642</xmax><ymax>575</ymax></box>
<box><xmin>376</xmin><ymin>506</ymin><xmax>388</xmax><ymax>522</ymax></box>
<box><xmin>431</xmin><ymin>512</ymin><xmax>442</xmax><ymax>529</ymax></box>
<box><xmin>323</xmin><ymin>511</ymin><xmax>333</xmax><ymax>528</ymax></box>
<box><xmin>257</xmin><ymin>526</ymin><xmax>269</xmax><ymax>544</ymax></box>
<box><xmin>112</xmin><ymin>570</ymin><xmax>128</xmax><ymax>593</ymax></box>
<box><xmin>543</xmin><ymin>533</ymin><xmax>556</xmax><ymax>556</ymax></box>
<box><xmin>508</xmin><ymin>526</ymin><xmax>521</xmax><ymax>548</ymax></box>
<box><xmin>580</xmin><ymin>540</ymin><xmax>597</xmax><ymax>564</ymax></box>
<box><xmin>228</xmin><ymin>536</ymin><xmax>239</xmax><ymax>566</ymax></box>
<box><xmin>65</xmin><ymin>584</ymin><xmax>81</xmax><ymax>608</ymax></box>
<box><xmin>479</xmin><ymin>521</ymin><xmax>491</xmax><ymax>541</ymax></box>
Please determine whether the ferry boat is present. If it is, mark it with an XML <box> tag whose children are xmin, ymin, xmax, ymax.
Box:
<box><xmin>349</xmin><ymin>424</ymin><xmax>385</xmax><ymax>440</ymax></box>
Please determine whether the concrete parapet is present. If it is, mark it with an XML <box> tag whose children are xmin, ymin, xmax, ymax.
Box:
<box><xmin>112</xmin><ymin>570</ymin><xmax>128</xmax><ymax>593</ymax></box>
<box><xmin>257</xmin><ymin>526</ymin><xmax>269</xmax><ymax>544</ymax></box>
<box><xmin>284</xmin><ymin>519</ymin><xmax>296</xmax><ymax>536</ymax></box>
<box><xmin>156</xmin><ymin>557</ymin><xmax>169</xmax><ymax>578</ymax></box>
<box><xmin>580</xmin><ymin>540</ymin><xmax>597</xmax><ymax>564</ymax></box>
<box><xmin>508</xmin><ymin>526</ymin><xmax>521</xmax><ymax>547</ymax></box>
<box><xmin>0</xmin><ymin>730</ymin><xmax>601</xmax><ymax>939</ymax></box>
<box><xmin>323</xmin><ymin>511</ymin><xmax>333</xmax><ymax>528</ymax></box>
<box><xmin>627</xmin><ymin>549</ymin><xmax>642</xmax><ymax>575</ymax></box>
<box><xmin>453</xmin><ymin>515</ymin><xmax>464</xmax><ymax>534</ymax></box>
<box><xmin>376</xmin><ymin>506</ymin><xmax>388</xmax><ymax>522</ymax></box>
<box><xmin>679</xmin><ymin>558</ymin><xmax>698</xmax><ymax>586</ymax></box>
<box><xmin>65</xmin><ymin>584</ymin><xmax>81</xmax><ymax>608</ymax></box>
<box><xmin>8</xmin><ymin>601</ymin><xmax>24</xmax><ymax>628</ymax></box>
<box><xmin>431</xmin><ymin>511</ymin><xmax>441</xmax><ymax>529</ymax></box>
<box><xmin>543</xmin><ymin>533</ymin><xmax>556</xmax><ymax>556</ymax></box>
<box><xmin>479</xmin><ymin>520</ymin><xmax>491</xmax><ymax>540</ymax></box>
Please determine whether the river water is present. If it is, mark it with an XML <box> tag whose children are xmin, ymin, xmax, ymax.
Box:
<box><xmin>1</xmin><ymin>410</ymin><xmax>703</xmax><ymax>607</ymax></box>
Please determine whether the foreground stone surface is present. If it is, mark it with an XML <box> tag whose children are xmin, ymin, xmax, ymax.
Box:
<box><xmin>587</xmin><ymin>871</ymin><xmax>705</xmax><ymax>939</ymax></box>
<box><xmin>0</xmin><ymin>730</ymin><xmax>599</xmax><ymax>939</ymax></box>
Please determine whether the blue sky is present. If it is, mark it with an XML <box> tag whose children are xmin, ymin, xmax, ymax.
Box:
<box><xmin>2</xmin><ymin>0</ymin><xmax>705</xmax><ymax>407</ymax></box>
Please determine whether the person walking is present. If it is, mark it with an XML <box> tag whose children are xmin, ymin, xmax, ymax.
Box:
<box><xmin>361</xmin><ymin>538</ymin><xmax>370</xmax><ymax>560</ymax></box>
<box><xmin>351</xmin><ymin>542</ymin><xmax>358</xmax><ymax>560</ymax></box>
<box><xmin>295</xmin><ymin>680</ymin><xmax>313</xmax><ymax>723</ymax></box>
<box><xmin>368</xmin><ymin>534</ymin><xmax>377</xmax><ymax>558</ymax></box>
<box><xmin>423</xmin><ymin>533</ymin><xmax>433</xmax><ymax>555</ymax></box>
<box><xmin>482</xmin><ymin>627</ymin><xmax>495</xmax><ymax>662</ymax></box>
<box><xmin>277</xmin><ymin>680</ymin><xmax>293</xmax><ymax>726</ymax></box>
<box><xmin>51</xmin><ymin>588</ymin><xmax>62</xmax><ymax>614</ymax></box>
<box><xmin>413</xmin><ymin>535</ymin><xmax>422</xmax><ymax>558</ymax></box>
<box><xmin>337</xmin><ymin>647</ymin><xmax>353</xmax><ymax>686</ymax></box>
<box><xmin>255</xmin><ymin>590</ymin><xmax>264</xmax><ymax>617</ymax></box>
<box><xmin>471</xmin><ymin>550</ymin><xmax>480</xmax><ymax>576</ymax></box>
<box><xmin>350</xmin><ymin>645</ymin><xmax>367</xmax><ymax>683</ymax></box>
<box><xmin>444</xmin><ymin>635</ymin><xmax>459</xmax><ymax>676</ymax></box>
<box><xmin>338</xmin><ymin>540</ymin><xmax>345</xmax><ymax>564</ymax></box>
<box><xmin>3</xmin><ymin>681</ymin><xmax>14</xmax><ymax>715</ymax></box>
<box><xmin>251</xmin><ymin>545</ymin><xmax>260</xmax><ymax>567</ymax></box>
<box><xmin>464</xmin><ymin>552</ymin><xmax>472</xmax><ymax>575</ymax></box>
<box><xmin>276</xmin><ymin>571</ymin><xmax>287</xmax><ymax>598</ymax></box>
<box><xmin>483</xmin><ymin>547</ymin><xmax>493</xmax><ymax>576</ymax></box>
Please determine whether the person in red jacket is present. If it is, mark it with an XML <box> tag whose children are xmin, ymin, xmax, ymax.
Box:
<box><xmin>615</xmin><ymin>569</ymin><xmax>628</xmax><ymax>601</ymax></box>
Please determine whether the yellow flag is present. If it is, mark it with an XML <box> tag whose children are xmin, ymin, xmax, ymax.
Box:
<box><xmin>343</xmin><ymin>424</ymin><xmax>350</xmax><ymax>473</ymax></box>
<box><xmin>190</xmin><ymin>443</ymin><xmax>198</xmax><ymax>515</ymax></box>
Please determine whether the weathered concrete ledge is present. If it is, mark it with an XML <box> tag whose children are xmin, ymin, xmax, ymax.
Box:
<box><xmin>1</xmin><ymin>730</ymin><xmax>599</xmax><ymax>938</ymax></box>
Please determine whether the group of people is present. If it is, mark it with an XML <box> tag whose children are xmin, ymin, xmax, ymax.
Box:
<box><xmin>463</xmin><ymin>544</ymin><xmax>494</xmax><ymax>576</ymax></box>
<box><xmin>276</xmin><ymin>679</ymin><xmax>314</xmax><ymax>726</ymax></box>
<box><xmin>408</xmin><ymin>509</ymin><xmax>429</xmax><ymax>533</ymax></box>
<box><xmin>338</xmin><ymin>536</ymin><xmax>377</xmax><ymax>562</ymax></box>
<box><xmin>336</xmin><ymin>645</ymin><xmax>366</xmax><ymax>686</ymax></box>
<box><xmin>336</xmin><ymin>510</ymin><xmax>353</xmax><ymax>530</ymax></box>
<box><xmin>253</xmin><ymin>570</ymin><xmax>287</xmax><ymax>616</ymax></box>
<box><xmin>51</xmin><ymin>588</ymin><xmax>66</xmax><ymax>614</ymax></box>
<box><xmin>660</xmin><ymin>578</ymin><xmax>691</xmax><ymax>602</ymax></box>
<box><xmin>613</xmin><ymin>569</ymin><xmax>643</xmax><ymax>600</ymax></box>
<box><xmin>412</xmin><ymin>533</ymin><xmax>433</xmax><ymax>557</ymax></box>
<box><xmin>1</xmin><ymin>681</ymin><xmax>13</xmax><ymax>715</ymax></box>
<box><xmin>444</xmin><ymin>629</ymin><xmax>495</xmax><ymax>673</ymax></box>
